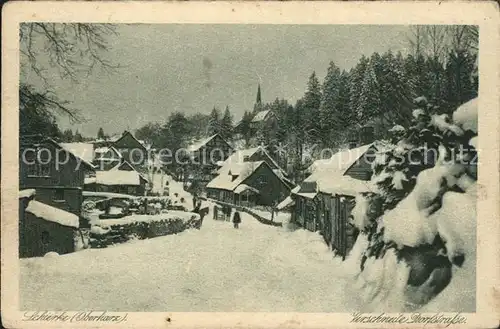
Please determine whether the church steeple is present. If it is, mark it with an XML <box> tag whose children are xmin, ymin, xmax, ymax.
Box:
<box><xmin>256</xmin><ymin>83</ymin><xmax>262</xmax><ymax>105</ymax></box>
<box><xmin>253</xmin><ymin>83</ymin><xmax>263</xmax><ymax>113</ymax></box>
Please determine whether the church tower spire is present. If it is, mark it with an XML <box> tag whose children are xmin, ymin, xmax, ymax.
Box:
<box><xmin>253</xmin><ymin>83</ymin><xmax>262</xmax><ymax>113</ymax></box>
<box><xmin>256</xmin><ymin>83</ymin><xmax>262</xmax><ymax>105</ymax></box>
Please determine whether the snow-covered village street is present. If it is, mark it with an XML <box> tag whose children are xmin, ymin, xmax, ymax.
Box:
<box><xmin>21</xmin><ymin>201</ymin><xmax>355</xmax><ymax>312</ymax></box>
<box><xmin>12</xmin><ymin>21</ymin><xmax>487</xmax><ymax>321</ymax></box>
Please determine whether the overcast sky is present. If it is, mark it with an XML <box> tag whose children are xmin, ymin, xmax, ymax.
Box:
<box><xmin>26</xmin><ymin>24</ymin><xmax>411</xmax><ymax>137</ymax></box>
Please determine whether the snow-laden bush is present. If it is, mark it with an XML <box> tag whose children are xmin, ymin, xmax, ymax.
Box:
<box><xmin>345</xmin><ymin>97</ymin><xmax>478</xmax><ymax>312</ymax></box>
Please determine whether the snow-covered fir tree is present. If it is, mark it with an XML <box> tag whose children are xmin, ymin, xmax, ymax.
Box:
<box><xmin>208</xmin><ymin>106</ymin><xmax>221</xmax><ymax>136</ymax></box>
<box><xmin>346</xmin><ymin>96</ymin><xmax>478</xmax><ymax>311</ymax></box>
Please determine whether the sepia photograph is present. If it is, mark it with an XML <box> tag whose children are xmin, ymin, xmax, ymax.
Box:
<box><xmin>2</xmin><ymin>1</ymin><xmax>499</xmax><ymax>328</ymax></box>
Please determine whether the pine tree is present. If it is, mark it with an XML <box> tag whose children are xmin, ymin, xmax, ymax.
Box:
<box><xmin>239</xmin><ymin>110</ymin><xmax>254</xmax><ymax>147</ymax></box>
<box><xmin>208</xmin><ymin>106</ymin><xmax>221</xmax><ymax>136</ymax></box>
<box><xmin>97</xmin><ymin>127</ymin><xmax>105</xmax><ymax>140</ymax></box>
<box><xmin>376</xmin><ymin>51</ymin><xmax>415</xmax><ymax>127</ymax></box>
<box><xmin>302</xmin><ymin>72</ymin><xmax>322</xmax><ymax>144</ymax></box>
<box><xmin>320</xmin><ymin>62</ymin><xmax>342</xmax><ymax>145</ymax></box>
<box><xmin>61</xmin><ymin>129</ymin><xmax>74</xmax><ymax>142</ymax></box>
<box><xmin>350</xmin><ymin>96</ymin><xmax>477</xmax><ymax>309</ymax></box>
<box><xmin>74</xmin><ymin>130</ymin><xmax>84</xmax><ymax>142</ymax></box>
<box><xmin>357</xmin><ymin>61</ymin><xmax>381</xmax><ymax>124</ymax></box>
<box><xmin>349</xmin><ymin>55</ymin><xmax>370</xmax><ymax>126</ymax></box>
<box><xmin>220</xmin><ymin>105</ymin><xmax>234</xmax><ymax>140</ymax></box>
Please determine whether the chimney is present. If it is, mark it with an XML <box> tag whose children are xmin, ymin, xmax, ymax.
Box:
<box><xmin>359</xmin><ymin>125</ymin><xmax>375</xmax><ymax>145</ymax></box>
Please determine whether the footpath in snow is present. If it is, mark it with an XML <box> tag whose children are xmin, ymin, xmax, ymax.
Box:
<box><xmin>21</xmin><ymin>206</ymin><xmax>357</xmax><ymax>312</ymax></box>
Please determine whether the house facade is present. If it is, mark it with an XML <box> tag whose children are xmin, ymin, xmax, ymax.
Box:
<box><xmin>110</xmin><ymin>131</ymin><xmax>149</xmax><ymax>166</ymax></box>
<box><xmin>187</xmin><ymin>134</ymin><xmax>233</xmax><ymax>184</ymax></box>
<box><xmin>290</xmin><ymin>143</ymin><xmax>378</xmax><ymax>258</ymax></box>
<box><xmin>19</xmin><ymin>135</ymin><xmax>95</xmax><ymax>221</ymax></box>
<box><xmin>249</xmin><ymin>110</ymin><xmax>277</xmax><ymax>131</ymax></box>
<box><xmin>206</xmin><ymin>160</ymin><xmax>290</xmax><ymax>207</ymax></box>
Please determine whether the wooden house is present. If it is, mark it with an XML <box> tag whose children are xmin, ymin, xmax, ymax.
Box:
<box><xmin>290</xmin><ymin>143</ymin><xmax>379</xmax><ymax>258</ymax></box>
<box><xmin>187</xmin><ymin>134</ymin><xmax>233</xmax><ymax>183</ymax></box>
<box><xmin>249</xmin><ymin>110</ymin><xmax>278</xmax><ymax>133</ymax></box>
<box><xmin>206</xmin><ymin>160</ymin><xmax>291</xmax><ymax>207</ymax></box>
<box><xmin>84</xmin><ymin>160</ymin><xmax>149</xmax><ymax>196</ymax></box>
<box><xmin>20</xmin><ymin>135</ymin><xmax>96</xmax><ymax>222</ymax></box>
<box><xmin>110</xmin><ymin>131</ymin><xmax>149</xmax><ymax>166</ymax></box>
<box><xmin>19</xmin><ymin>190</ymin><xmax>80</xmax><ymax>258</ymax></box>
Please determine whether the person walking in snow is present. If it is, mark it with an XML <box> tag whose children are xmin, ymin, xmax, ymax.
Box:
<box><xmin>232</xmin><ymin>211</ymin><xmax>241</xmax><ymax>229</ymax></box>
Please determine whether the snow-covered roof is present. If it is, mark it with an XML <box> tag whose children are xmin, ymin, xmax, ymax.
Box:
<box><xmin>187</xmin><ymin>134</ymin><xmax>219</xmax><ymax>152</ymax></box>
<box><xmin>82</xmin><ymin>191</ymin><xmax>139</xmax><ymax>199</ymax></box>
<box><xmin>94</xmin><ymin>146</ymin><xmax>122</xmax><ymax>160</ymax></box>
<box><xmin>292</xmin><ymin>143</ymin><xmax>377</xmax><ymax>198</ymax></box>
<box><xmin>25</xmin><ymin>200</ymin><xmax>79</xmax><ymax>228</ymax></box>
<box><xmin>110</xmin><ymin>160</ymin><xmax>150</xmax><ymax>183</ymax></box>
<box><xmin>276</xmin><ymin>195</ymin><xmax>295</xmax><ymax>210</ymax></box>
<box><xmin>59</xmin><ymin>142</ymin><xmax>96</xmax><ymax>169</ymax></box>
<box><xmin>84</xmin><ymin>177</ymin><xmax>97</xmax><ymax>184</ymax></box>
<box><xmin>219</xmin><ymin>147</ymin><xmax>260</xmax><ymax>168</ymax></box>
<box><xmin>453</xmin><ymin>97</ymin><xmax>478</xmax><ymax>133</ymax></box>
<box><xmin>291</xmin><ymin>185</ymin><xmax>317</xmax><ymax>199</ymax></box>
<box><xmin>220</xmin><ymin>146</ymin><xmax>285</xmax><ymax>173</ymax></box>
<box><xmin>251</xmin><ymin>110</ymin><xmax>272</xmax><ymax>122</ymax></box>
<box><xmin>19</xmin><ymin>189</ymin><xmax>36</xmax><ymax>199</ymax></box>
<box><xmin>315</xmin><ymin>174</ymin><xmax>375</xmax><ymax>196</ymax></box>
<box><xmin>306</xmin><ymin>144</ymin><xmax>373</xmax><ymax>177</ymax></box>
<box><xmin>207</xmin><ymin>161</ymin><xmax>264</xmax><ymax>191</ymax></box>
<box><xmin>94</xmin><ymin>170</ymin><xmax>141</xmax><ymax>186</ymax></box>
<box><xmin>234</xmin><ymin>184</ymin><xmax>260</xmax><ymax>194</ymax></box>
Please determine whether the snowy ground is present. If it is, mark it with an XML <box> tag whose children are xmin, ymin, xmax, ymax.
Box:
<box><xmin>20</xmin><ymin>204</ymin><xmax>357</xmax><ymax>312</ymax></box>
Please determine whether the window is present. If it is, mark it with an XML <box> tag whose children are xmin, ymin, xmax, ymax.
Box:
<box><xmin>54</xmin><ymin>189</ymin><xmax>65</xmax><ymax>202</ymax></box>
<box><xmin>27</xmin><ymin>162</ymin><xmax>51</xmax><ymax>177</ymax></box>
<box><xmin>26</xmin><ymin>148</ymin><xmax>51</xmax><ymax>177</ymax></box>
<box><xmin>243</xmin><ymin>155</ymin><xmax>250</xmax><ymax>162</ymax></box>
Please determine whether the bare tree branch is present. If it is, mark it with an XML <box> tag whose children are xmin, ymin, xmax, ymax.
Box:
<box><xmin>19</xmin><ymin>23</ymin><xmax>119</xmax><ymax>123</ymax></box>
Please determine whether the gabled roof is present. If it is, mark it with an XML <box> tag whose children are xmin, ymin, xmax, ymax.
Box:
<box><xmin>60</xmin><ymin>143</ymin><xmax>95</xmax><ymax>164</ymax></box>
<box><xmin>113</xmin><ymin>131</ymin><xmax>148</xmax><ymax>151</ymax></box>
<box><xmin>110</xmin><ymin>160</ymin><xmax>149</xmax><ymax>183</ymax></box>
<box><xmin>94</xmin><ymin>146</ymin><xmax>123</xmax><ymax>160</ymax></box>
<box><xmin>219</xmin><ymin>145</ymin><xmax>286</xmax><ymax>173</ymax></box>
<box><xmin>207</xmin><ymin>161</ymin><xmax>265</xmax><ymax>191</ymax></box>
<box><xmin>187</xmin><ymin>134</ymin><xmax>221</xmax><ymax>152</ymax></box>
<box><xmin>293</xmin><ymin>143</ymin><xmax>377</xmax><ymax>197</ymax></box>
<box><xmin>21</xmin><ymin>135</ymin><xmax>95</xmax><ymax>171</ymax></box>
<box><xmin>251</xmin><ymin>110</ymin><xmax>273</xmax><ymax>122</ymax></box>
<box><xmin>306</xmin><ymin>144</ymin><xmax>374</xmax><ymax>177</ymax></box>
